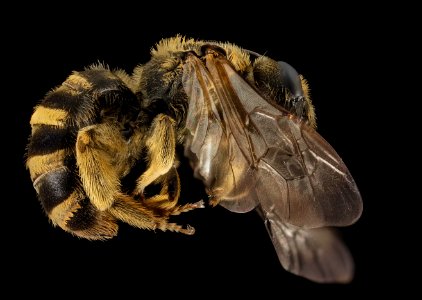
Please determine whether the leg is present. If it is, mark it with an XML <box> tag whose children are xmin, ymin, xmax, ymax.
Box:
<box><xmin>134</xmin><ymin>114</ymin><xmax>177</xmax><ymax>195</ymax></box>
<box><xmin>76</xmin><ymin>123</ymin><xmax>129</xmax><ymax>211</ymax></box>
<box><xmin>76</xmin><ymin>122</ymin><xmax>199</xmax><ymax>235</ymax></box>
<box><xmin>111</xmin><ymin>194</ymin><xmax>197</xmax><ymax>235</ymax></box>
<box><xmin>143</xmin><ymin>166</ymin><xmax>205</xmax><ymax>214</ymax></box>
<box><xmin>76</xmin><ymin>123</ymin><xmax>157</xmax><ymax>231</ymax></box>
<box><xmin>133</xmin><ymin>114</ymin><xmax>204</xmax><ymax>221</ymax></box>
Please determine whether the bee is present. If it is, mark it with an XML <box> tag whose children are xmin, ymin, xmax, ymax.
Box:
<box><xmin>26</xmin><ymin>35</ymin><xmax>362</xmax><ymax>283</ymax></box>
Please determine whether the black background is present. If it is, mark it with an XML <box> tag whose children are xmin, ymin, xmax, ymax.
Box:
<box><xmin>6</xmin><ymin>3</ymin><xmax>397</xmax><ymax>298</ymax></box>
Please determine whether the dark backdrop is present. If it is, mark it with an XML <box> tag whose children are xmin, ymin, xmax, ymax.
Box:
<box><xmin>6</xmin><ymin>3</ymin><xmax>393</xmax><ymax>297</ymax></box>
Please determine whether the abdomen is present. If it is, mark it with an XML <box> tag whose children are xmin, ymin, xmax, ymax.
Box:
<box><xmin>26</xmin><ymin>67</ymin><xmax>137</xmax><ymax>240</ymax></box>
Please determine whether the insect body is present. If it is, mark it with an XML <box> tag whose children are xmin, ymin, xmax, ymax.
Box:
<box><xmin>26</xmin><ymin>36</ymin><xmax>362</xmax><ymax>283</ymax></box>
<box><xmin>26</xmin><ymin>66</ymin><xmax>204</xmax><ymax>240</ymax></box>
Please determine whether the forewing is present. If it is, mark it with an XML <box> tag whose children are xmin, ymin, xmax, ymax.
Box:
<box><xmin>183</xmin><ymin>53</ymin><xmax>362</xmax><ymax>227</ymax></box>
<box><xmin>257</xmin><ymin>207</ymin><xmax>354</xmax><ymax>283</ymax></box>
<box><xmin>182</xmin><ymin>54</ymin><xmax>258</xmax><ymax>212</ymax></box>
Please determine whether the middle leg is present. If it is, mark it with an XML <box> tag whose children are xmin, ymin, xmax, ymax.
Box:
<box><xmin>134</xmin><ymin>114</ymin><xmax>177</xmax><ymax>195</ymax></box>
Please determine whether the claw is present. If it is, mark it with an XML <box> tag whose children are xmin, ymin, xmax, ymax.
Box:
<box><xmin>209</xmin><ymin>196</ymin><xmax>220</xmax><ymax>207</ymax></box>
<box><xmin>193</xmin><ymin>199</ymin><xmax>205</xmax><ymax>208</ymax></box>
<box><xmin>181</xmin><ymin>224</ymin><xmax>195</xmax><ymax>235</ymax></box>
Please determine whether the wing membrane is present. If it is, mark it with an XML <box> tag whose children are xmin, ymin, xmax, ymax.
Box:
<box><xmin>182</xmin><ymin>52</ymin><xmax>362</xmax><ymax>228</ymax></box>
<box><xmin>257</xmin><ymin>207</ymin><xmax>354</xmax><ymax>283</ymax></box>
<box><xmin>183</xmin><ymin>55</ymin><xmax>258</xmax><ymax>212</ymax></box>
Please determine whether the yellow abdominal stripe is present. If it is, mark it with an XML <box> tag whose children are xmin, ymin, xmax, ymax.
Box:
<box><xmin>30</xmin><ymin>106</ymin><xmax>68</xmax><ymax>127</ymax></box>
<box><xmin>26</xmin><ymin>150</ymin><xmax>67</xmax><ymax>181</ymax></box>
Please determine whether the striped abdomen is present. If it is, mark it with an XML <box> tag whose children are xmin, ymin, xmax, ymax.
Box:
<box><xmin>26</xmin><ymin>67</ymin><xmax>139</xmax><ymax>240</ymax></box>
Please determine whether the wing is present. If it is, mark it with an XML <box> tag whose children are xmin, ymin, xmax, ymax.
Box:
<box><xmin>257</xmin><ymin>206</ymin><xmax>354</xmax><ymax>283</ymax></box>
<box><xmin>182</xmin><ymin>51</ymin><xmax>362</xmax><ymax>228</ymax></box>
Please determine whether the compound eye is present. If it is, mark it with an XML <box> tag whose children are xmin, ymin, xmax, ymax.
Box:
<box><xmin>277</xmin><ymin>61</ymin><xmax>304</xmax><ymax>97</ymax></box>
